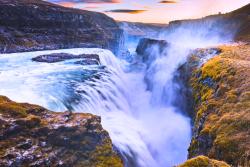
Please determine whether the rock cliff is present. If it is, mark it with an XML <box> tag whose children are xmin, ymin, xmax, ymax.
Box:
<box><xmin>136</xmin><ymin>38</ymin><xmax>169</xmax><ymax>63</ymax></box>
<box><xmin>183</xmin><ymin>44</ymin><xmax>250</xmax><ymax>166</ymax></box>
<box><xmin>0</xmin><ymin>96</ymin><xmax>123</xmax><ymax>167</ymax></box>
<box><xmin>0</xmin><ymin>0</ymin><xmax>123</xmax><ymax>54</ymax></box>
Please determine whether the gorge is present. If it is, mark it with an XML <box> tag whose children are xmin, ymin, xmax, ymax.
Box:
<box><xmin>0</xmin><ymin>0</ymin><xmax>249</xmax><ymax>167</ymax></box>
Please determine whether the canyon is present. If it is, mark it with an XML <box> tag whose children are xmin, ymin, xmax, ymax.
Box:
<box><xmin>0</xmin><ymin>0</ymin><xmax>250</xmax><ymax>167</ymax></box>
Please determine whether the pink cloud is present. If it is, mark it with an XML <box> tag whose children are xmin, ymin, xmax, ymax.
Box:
<box><xmin>50</xmin><ymin>0</ymin><xmax>121</xmax><ymax>4</ymax></box>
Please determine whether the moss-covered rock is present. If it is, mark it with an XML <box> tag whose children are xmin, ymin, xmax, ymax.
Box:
<box><xmin>178</xmin><ymin>156</ymin><xmax>230</xmax><ymax>167</ymax></box>
<box><xmin>0</xmin><ymin>96</ymin><xmax>123</xmax><ymax>167</ymax></box>
<box><xmin>188</xmin><ymin>44</ymin><xmax>250</xmax><ymax>166</ymax></box>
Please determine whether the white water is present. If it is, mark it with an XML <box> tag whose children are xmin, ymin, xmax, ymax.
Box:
<box><xmin>0</xmin><ymin>19</ymin><xmax>234</xmax><ymax>166</ymax></box>
<box><xmin>0</xmin><ymin>47</ymin><xmax>191</xmax><ymax>166</ymax></box>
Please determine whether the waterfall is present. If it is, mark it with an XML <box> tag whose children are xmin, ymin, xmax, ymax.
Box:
<box><xmin>71</xmin><ymin>47</ymin><xmax>192</xmax><ymax>166</ymax></box>
<box><xmin>0</xmin><ymin>47</ymin><xmax>192</xmax><ymax>166</ymax></box>
<box><xmin>0</xmin><ymin>18</ymin><xmax>236</xmax><ymax>167</ymax></box>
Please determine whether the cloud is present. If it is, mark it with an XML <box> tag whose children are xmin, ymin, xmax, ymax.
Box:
<box><xmin>48</xmin><ymin>0</ymin><xmax>121</xmax><ymax>4</ymax></box>
<box><xmin>159</xmin><ymin>0</ymin><xmax>177</xmax><ymax>4</ymax></box>
<box><xmin>58</xmin><ymin>2</ymin><xmax>76</xmax><ymax>7</ymax></box>
<box><xmin>84</xmin><ymin>6</ymin><xmax>100</xmax><ymax>9</ymax></box>
<box><xmin>106</xmin><ymin>9</ymin><xmax>147</xmax><ymax>14</ymax></box>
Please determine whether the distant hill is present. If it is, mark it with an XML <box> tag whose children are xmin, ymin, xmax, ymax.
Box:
<box><xmin>118</xmin><ymin>21</ymin><xmax>167</xmax><ymax>37</ymax></box>
<box><xmin>167</xmin><ymin>3</ymin><xmax>250</xmax><ymax>42</ymax></box>
<box><xmin>228</xmin><ymin>4</ymin><xmax>250</xmax><ymax>42</ymax></box>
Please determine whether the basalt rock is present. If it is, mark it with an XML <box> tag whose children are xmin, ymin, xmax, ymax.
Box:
<box><xmin>32</xmin><ymin>53</ymin><xmax>100</xmax><ymax>64</ymax></box>
<box><xmin>0</xmin><ymin>96</ymin><xmax>123</xmax><ymax>167</ymax></box>
<box><xmin>174</xmin><ymin>48</ymin><xmax>221</xmax><ymax>117</ymax></box>
<box><xmin>0</xmin><ymin>0</ymin><xmax>123</xmax><ymax>54</ymax></box>
<box><xmin>136</xmin><ymin>38</ymin><xmax>169</xmax><ymax>63</ymax></box>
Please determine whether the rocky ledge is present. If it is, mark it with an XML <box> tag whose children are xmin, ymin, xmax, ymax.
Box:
<box><xmin>136</xmin><ymin>38</ymin><xmax>169</xmax><ymax>63</ymax></box>
<box><xmin>32</xmin><ymin>53</ymin><xmax>100</xmax><ymax>65</ymax></box>
<box><xmin>0</xmin><ymin>96</ymin><xmax>123</xmax><ymax>167</ymax></box>
<box><xmin>180</xmin><ymin>43</ymin><xmax>250</xmax><ymax>166</ymax></box>
<box><xmin>178</xmin><ymin>155</ymin><xmax>230</xmax><ymax>167</ymax></box>
<box><xmin>0</xmin><ymin>0</ymin><xmax>123</xmax><ymax>54</ymax></box>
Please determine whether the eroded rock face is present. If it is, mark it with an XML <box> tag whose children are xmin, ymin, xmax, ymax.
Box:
<box><xmin>173</xmin><ymin>48</ymin><xmax>221</xmax><ymax>117</ymax></box>
<box><xmin>0</xmin><ymin>0</ymin><xmax>123</xmax><ymax>54</ymax></box>
<box><xmin>32</xmin><ymin>53</ymin><xmax>100</xmax><ymax>64</ymax></box>
<box><xmin>0</xmin><ymin>96</ymin><xmax>123</xmax><ymax>167</ymax></box>
<box><xmin>119</xmin><ymin>21</ymin><xmax>165</xmax><ymax>37</ymax></box>
<box><xmin>136</xmin><ymin>38</ymin><xmax>169</xmax><ymax>63</ymax></box>
<box><xmin>187</xmin><ymin>44</ymin><xmax>250</xmax><ymax>166</ymax></box>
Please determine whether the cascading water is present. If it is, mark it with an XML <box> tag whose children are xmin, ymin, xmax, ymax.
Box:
<box><xmin>73</xmin><ymin>48</ymin><xmax>192</xmax><ymax>166</ymax></box>
<box><xmin>0</xmin><ymin>47</ymin><xmax>191</xmax><ymax>167</ymax></box>
<box><xmin>0</xmin><ymin>18</ymin><xmax>235</xmax><ymax>167</ymax></box>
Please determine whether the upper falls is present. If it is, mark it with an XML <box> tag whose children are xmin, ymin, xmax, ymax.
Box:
<box><xmin>0</xmin><ymin>15</ymin><xmax>235</xmax><ymax>166</ymax></box>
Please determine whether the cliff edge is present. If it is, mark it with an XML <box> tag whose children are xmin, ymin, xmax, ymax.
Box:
<box><xmin>186</xmin><ymin>44</ymin><xmax>250</xmax><ymax>166</ymax></box>
<box><xmin>0</xmin><ymin>96</ymin><xmax>123</xmax><ymax>167</ymax></box>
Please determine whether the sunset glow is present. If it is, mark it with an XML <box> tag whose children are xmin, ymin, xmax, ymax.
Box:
<box><xmin>47</xmin><ymin>0</ymin><xmax>250</xmax><ymax>23</ymax></box>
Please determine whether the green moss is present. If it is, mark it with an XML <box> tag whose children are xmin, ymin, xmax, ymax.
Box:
<box><xmin>178</xmin><ymin>156</ymin><xmax>230</xmax><ymax>167</ymax></box>
<box><xmin>201</xmin><ymin>57</ymin><xmax>224</xmax><ymax>81</ymax></box>
<box><xmin>90</xmin><ymin>138</ymin><xmax>123</xmax><ymax>167</ymax></box>
<box><xmin>0</xmin><ymin>103</ymin><xmax>27</xmax><ymax>118</ymax></box>
<box><xmin>189</xmin><ymin>45</ymin><xmax>250</xmax><ymax>166</ymax></box>
<box><xmin>201</xmin><ymin>87</ymin><xmax>214</xmax><ymax>101</ymax></box>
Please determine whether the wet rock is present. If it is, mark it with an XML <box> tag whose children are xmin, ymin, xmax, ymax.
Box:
<box><xmin>32</xmin><ymin>53</ymin><xmax>100</xmax><ymax>64</ymax></box>
<box><xmin>136</xmin><ymin>38</ymin><xmax>169</xmax><ymax>63</ymax></box>
<box><xmin>17</xmin><ymin>139</ymin><xmax>33</xmax><ymax>150</ymax></box>
<box><xmin>200</xmin><ymin>77</ymin><xmax>215</xmax><ymax>88</ymax></box>
<box><xmin>74</xmin><ymin>59</ymin><xmax>100</xmax><ymax>66</ymax></box>
<box><xmin>173</xmin><ymin>48</ymin><xmax>221</xmax><ymax>117</ymax></box>
<box><xmin>0</xmin><ymin>96</ymin><xmax>123</xmax><ymax>167</ymax></box>
<box><xmin>0</xmin><ymin>0</ymin><xmax>123</xmax><ymax>54</ymax></box>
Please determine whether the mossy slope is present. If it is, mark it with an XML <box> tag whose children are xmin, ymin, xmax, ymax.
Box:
<box><xmin>178</xmin><ymin>155</ymin><xmax>230</xmax><ymax>167</ymax></box>
<box><xmin>188</xmin><ymin>44</ymin><xmax>250</xmax><ymax>166</ymax></box>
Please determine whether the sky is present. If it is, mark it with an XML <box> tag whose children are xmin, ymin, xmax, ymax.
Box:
<box><xmin>47</xmin><ymin>0</ymin><xmax>250</xmax><ymax>23</ymax></box>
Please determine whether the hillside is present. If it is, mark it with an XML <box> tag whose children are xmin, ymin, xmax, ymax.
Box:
<box><xmin>179</xmin><ymin>43</ymin><xmax>250</xmax><ymax>166</ymax></box>
<box><xmin>228</xmin><ymin>4</ymin><xmax>250</xmax><ymax>42</ymax></box>
<box><xmin>167</xmin><ymin>3</ymin><xmax>250</xmax><ymax>43</ymax></box>
<box><xmin>119</xmin><ymin>21</ymin><xmax>166</xmax><ymax>37</ymax></box>
<box><xmin>0</xmin><ymin>0</ymin><xmax>123</xmax><ymax>54</ymax></box>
